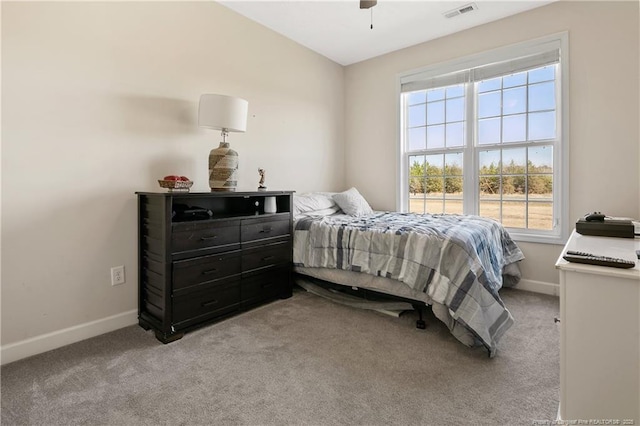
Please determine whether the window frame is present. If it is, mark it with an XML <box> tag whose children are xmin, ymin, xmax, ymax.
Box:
<box><xmin>396</xmin><ymin>32</ymin><xmax>570</xmax><ymax>245</ymax></box>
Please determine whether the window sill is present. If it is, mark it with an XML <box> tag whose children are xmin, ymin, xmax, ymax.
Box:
<box><xmin>508</xmin><ymin>230</ymin><xmax>568</xmax><ymax>245</ymax></box>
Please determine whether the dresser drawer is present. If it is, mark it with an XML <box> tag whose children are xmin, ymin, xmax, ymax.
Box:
<box><xmin>241</xmin><ymin>267</ymin><xmax>290</xmax><ymax>307</ymax></box>
<box><xmin>242</xmin><ymin>242</ymin><xmax>291</xmax><ymax>272</ymax></box>
<box><xmin>172</xmin><ymin>278</ymin><xmax>241</xmax><ymax>326</ymax></box>
<box><xmin>173</xmin><ymin>251</ymin><xmax>241</xmax><ymax>291</ymax></box>
<box><xmin>172</xmin><ymin>221</ymin><xmax>240</xmax><ymax>255</ymax></box>
<box><xmin>241</xmin><ymin>215</ymin><xmax>290</xmax><ymax>243</ymax></box>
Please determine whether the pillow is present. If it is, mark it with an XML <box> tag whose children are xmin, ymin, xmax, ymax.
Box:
<box><xmin>332</xmin><ymin>188</ymin><xmax>373</xmax><ymax>216</ymax></box>
<box><xmin>293</xmin><ymin>192</ymin><xmax>337</xmax><ymax>216</ymax></box>
<box><xmin>296</xmin><ymin>206</ymin><xmax>342</xmax><ymax>218</ymax></box>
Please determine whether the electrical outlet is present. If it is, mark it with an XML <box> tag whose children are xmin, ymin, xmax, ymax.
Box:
<box><xmin>111</xmin><ymin>265</ymin><xmax>125</xmax><ymax>286</ymax></box>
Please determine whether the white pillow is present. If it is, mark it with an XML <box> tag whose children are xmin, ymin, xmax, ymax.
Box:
<box><xmin>332</xmin><ymin>188</ymin><xmax>373</xmax><ymax>216</ymax></box>
<box><xmin>293</xmin><ymin>193</ymin><xmax>337</xmax><ymax>216</ymax></box>
<box><xmin>296</xmin><ymin>206</ymin><xmax>342</xmax><ymax>218</ymax></box>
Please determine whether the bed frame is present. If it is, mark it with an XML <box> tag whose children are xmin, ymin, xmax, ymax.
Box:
<box><xmin>294</xmin><ymin>273</ymin><xmax>430</xmax><ymax>330</ymax></box>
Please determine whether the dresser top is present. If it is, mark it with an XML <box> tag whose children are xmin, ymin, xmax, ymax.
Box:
<box><xmin>136</xmin><ymin>190</ymin><xmax>295</xmax><ymax>197</ymax></box>
<box><xmin>556</xmin><ymin>230</ymin><xmax>640</xmax><ymax>280</ymax></box>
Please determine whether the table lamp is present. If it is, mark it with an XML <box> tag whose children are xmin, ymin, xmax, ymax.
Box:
<box><xmin>198</xmin><ymin>94</ymin><xmax>248</xmax><ymax>192</ymax></box>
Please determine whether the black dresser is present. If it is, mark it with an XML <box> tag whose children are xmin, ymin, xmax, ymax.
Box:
<box><xmin>136</xmin><ymin>191</ymin><xmax>294</xmax><ymax>343</ymax></box>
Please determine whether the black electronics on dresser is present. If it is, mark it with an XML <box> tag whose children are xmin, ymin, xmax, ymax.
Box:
<box><xmin>136</xmin><ymin>190</ymin><xmax>294</xmax><ymax>343</ymax></box>
<box><xmin>576</xmin><ymin>212</ymin><xmax>635</xmax><ymax>239</ymax></box>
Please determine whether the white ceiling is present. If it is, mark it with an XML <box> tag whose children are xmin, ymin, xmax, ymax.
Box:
<box><xmin>219</xmin><ymin>0</ymin><xmax>556</xmax><ymax>66</ymax></box>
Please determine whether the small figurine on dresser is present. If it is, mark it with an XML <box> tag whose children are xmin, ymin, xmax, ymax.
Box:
<box><xmin>258</xmin><ymin>168</ymin><xmax>267</xmax><ymax>191</ymax></box>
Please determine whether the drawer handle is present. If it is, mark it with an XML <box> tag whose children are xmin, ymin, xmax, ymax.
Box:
<box><xmin>261</xmin><ymin>256</ymin><xmax>275</xmax><ymax>262</ymax></box>
<box><xmin>200</xmin><ymin>235</ymin><xmax>218</xmax><ymax>240</ymax></box>
<box><xmin>202</xmin><ymin>269</ymin><xmax>218</xmax><ymax>275</ymax></box>
<box><xmin>259</xmin><ymin>228</ymin><xmax>273</xmax><ymax>233</ymax></box>
<box><xmin>202</xmin><ymin>299</ymin><xmax>218</xmax><ymax>307</ymax></box>
<box><xmin>262</xmin><ymin>283</ymin><xmax>273</xmax><ymax>289</ymax></box>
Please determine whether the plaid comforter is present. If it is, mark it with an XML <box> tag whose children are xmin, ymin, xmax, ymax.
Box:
<box><xmin>293</xmin><ymin>212</ymin><xmax>525</xmax><ymax>356</ymax></box>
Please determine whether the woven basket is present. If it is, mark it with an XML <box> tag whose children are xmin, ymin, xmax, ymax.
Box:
<box><xmin>158</xmin><ymin>179</ymin><xmax>193</xmax><ymax>191</ymax></box>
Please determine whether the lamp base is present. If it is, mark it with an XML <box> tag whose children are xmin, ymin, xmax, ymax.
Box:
<box><xmin>209</xmin><ymin>142</ymin><xmax>238</xmax><ymax>192</ymax></box>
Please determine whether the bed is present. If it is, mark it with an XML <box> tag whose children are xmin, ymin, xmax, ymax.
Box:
<box><xmin>292</xmin><ymin>189</ymin><xmax>525</xmax><ymax>357</ymax></box>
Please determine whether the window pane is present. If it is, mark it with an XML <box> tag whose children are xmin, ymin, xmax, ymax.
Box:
<box><xmin>502</xmin><ymin>114</ymin><xmax>526</xmax><ymax>143</ymax></box>
<box><xmin>502</xmin><ymin>202</ymin><xmax>526</xmax><ymax>228</ymax></box>
<box><xmin>427</xmin><ymin>125</ymin><xmax>445</xmax><ymax>149</ymax></box>
<box><xmin>479</xmin><ymin>175</ymin><xmax>501</xmax><ymax>197</ymax></box>
<box><xmin>479</xmin><ymin>150</ymin><xmax>501</xmax><ymax>173</ymax></box>
<box><xmin>528</xmin><ymin>146</ymin><xmax>553</xmax><ymax>173</ymax></box>
<box><xmin>446</xmin><ymin>85</ymin><xmax>464</xmax><ymax>98</ymax></box>
<box><xmin>444</xmin><ymin>198</ymin><xmax>463</xmax><ymax>215</ymax></box>
<box><xmin>427</xmin><ymin>88</ymin><xmax>445</xmax><ymax>102</ymax></box>
<box><xmin>445</xmin><ymin>152</ymin><xmax>463</xmax><ymax>175</ymax></box>
<box><xmin>479</xmin><ymin>199</ymin><xmax>501</xmax><ymax>222</ymax></box>
<box><xmin>503</xmin><ymin>72</ymin><xmax>527</xmax><ymax>88</ymax></box>
<box><xmin>528</xmin><ymin>111</ymin><xmax>556</xmax><ymax>140</ymax></box>
<box><xmin>445</xmin><ymin>122</ymin><xmax>464</xmax><ymax>147</ymax></box>
<box><xmin>529</xmin><ymin>65</ymin><xmax>555</xmax><ymax>83</ymax></box>
<box><xmin>407</xmin><ymin>91</ymin><xmax>426</xmax><ymax>105</ymax></box>
<box><xmin>426</xmin><ymin>198</ymin><xmax>444</xmax><ymax>214</ymax></box>
<box><xmin>445</xmin><ymin>151</ymin><xmax>464</xmax><ymax>197</ymax></box>
<box><xmin>529</xmin><ymin>81</ymin><xmax>555</xmax><ymax>112</ymax></box>
<box><xmin>408</xmin><ymin>127</ymin><xmax>426</xmax><ymax>151</ymax></box>
<box><xmin>528</xmin><ymin>174</ymin><xmax>553</xmax><ymax>197</ymax></box>
<box><xmin>446</xmin><ymin>97</ymin><xmax>464</xmax><ymax>122</ymax></box>
<box><xmin>502</xmin><ymin>175</ymin><xmax>525</xmax><ymax>198</ymax></box>
<box><xmin>502</xmin><ymin>148</ymin><xmax>526</xmax><ymax>174</ymax></box>
<box><xmin>409</xmin><ymin>155</ymin><xmax>425</xmax><ymax>176</ymax></box>
<box><xmin>425</xmin><ymin>177</ymin><xmax>443</xmax><ymax>195</ymax></box>
<box><xmin>408</xmin><ymin>104</ymin><xmax>426</xmax><ymax>127</ymax></box>
<box><xmin>478</xmin><ymin>117</ymin><xmax>501</xmax><ymax>145</ymax></box>
<box><xmin>503</xmin><ymin>86</ymin><xmax>526</xmax><ymax>115</ymax></box>
<box><xmin>478</xmin><ymin>78</ymin><xmax>501</xmax><ymax>93</ymax></box>
<box><xmin>425</xmin><ymin>154</ymin><xmax>443</xmax><ymax>170</ymax></box>
<box><xmin>427</xmin><ymin>100</ymin><xmax>445</xmax><ymax>125</ymax></box>
<box><xmin>445</xmin><ymin>176</ymin><xmax>463</xmax><ymax>194</ymax></box>
<box><xmin>478</xmin><ymin>91</ymin><xmax>501</xmax><ymax>118</ymax></box>
<box><xmin>409</xmin><ymin>176</ymin><xmax>424</xmax><ymax>196</ymax></box>
<box><xmin>528</xmin><ymin>200</ymin><xmax>553</xmax><ymax>230</ymax></box>
<box><xmin>527</xmin><ymin>175</ymin><xmax>553</xmax><ymax>230</ymax></box>
<box><xmin>409</xmin><ymin>196</ymin><xmax>425</xmax><ymax>214</ymax></box>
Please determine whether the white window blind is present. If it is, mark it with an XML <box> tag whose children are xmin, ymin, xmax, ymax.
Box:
<box><xmin>400</xmin><ymin>42</ymin><xmax>561</xmax><ymax>93</ymax></box>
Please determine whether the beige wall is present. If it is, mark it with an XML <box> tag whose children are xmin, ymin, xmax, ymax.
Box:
<box><xmin>344</xmin><ymin>0</ymin><xmax>640</xmax><ymax>286</ymax></box>
<box><xmin>1</xmin><ymin>2</ymin><xmax>344</xmax><ymax>346</ymax></box>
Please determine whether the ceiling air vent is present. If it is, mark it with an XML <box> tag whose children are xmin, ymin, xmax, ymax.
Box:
<box><xmin>443</xmin><ymin>3</ymin><xmax>478</xmax><ymax>19</ymax></box>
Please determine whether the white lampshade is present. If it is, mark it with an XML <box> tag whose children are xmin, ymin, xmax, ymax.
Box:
<box><xmin>198</xmin><ymin>94</ymin><xmax>248</xmax><ymax>133</ymax></box>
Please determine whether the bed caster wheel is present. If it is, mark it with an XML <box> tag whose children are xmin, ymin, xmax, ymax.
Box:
<box><xmin>416</xmin><ymin>319</ymin><xmax>426</xmax><ymax>329</ymax></box>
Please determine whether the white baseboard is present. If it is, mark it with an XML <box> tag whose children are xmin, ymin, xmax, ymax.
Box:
<box><xmin>0</xmin><ymin>280</ymin><xmax>558</xmax><ymax>365</ymax></box>
<box><xmin>513</xmin><ymin>278</ymin><xmax>559</xmax><ymax>296</ymax></box>
<box><xmin>1</xmin><ymin>309</ymin><xmax>138</xmax><ymax>366</ymax></box>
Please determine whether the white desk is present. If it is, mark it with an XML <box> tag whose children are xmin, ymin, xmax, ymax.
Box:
<box><xmin>555</xmin><ymin>230</ymin><xmax>639</xmax><ymax>422</ymax></box>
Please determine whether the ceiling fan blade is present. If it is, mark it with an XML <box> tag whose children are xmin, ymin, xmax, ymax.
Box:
<box><xmin>360</xmin><ymin>0</ymin><xmax>377</xmax><ymax>9</ymax></box>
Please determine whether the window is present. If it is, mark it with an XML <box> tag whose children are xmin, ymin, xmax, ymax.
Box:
<box><xmin>398</xmin><ymin>34</ymin><xmax>569</xmax><ymax>244</ymax></box>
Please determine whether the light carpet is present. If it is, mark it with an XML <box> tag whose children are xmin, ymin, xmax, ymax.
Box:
<box><xmin>1</xmin><ymin>287</ymin><xmax>559</xmax><ymax>425</ymax></box>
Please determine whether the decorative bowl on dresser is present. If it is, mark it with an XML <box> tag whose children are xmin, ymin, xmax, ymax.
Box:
<box><xmin>136</xmin><ymin>190</ymin><xmax>294</xmax><ymax>343</ymax></box>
